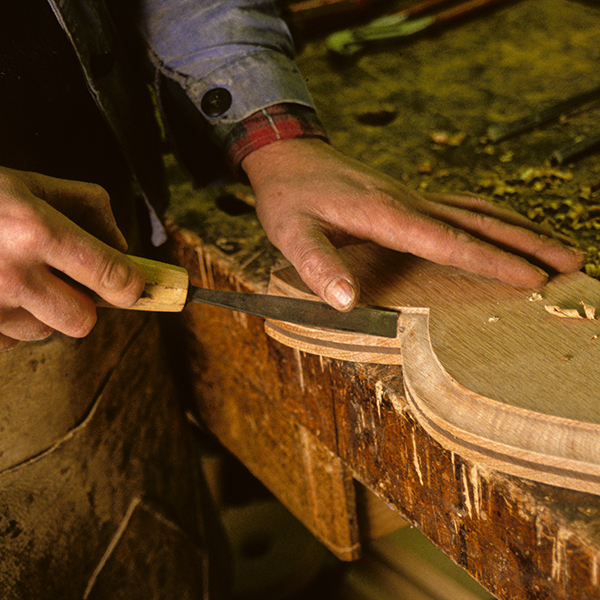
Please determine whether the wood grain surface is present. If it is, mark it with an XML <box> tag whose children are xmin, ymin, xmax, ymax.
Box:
<box><xmin>267</xmin><ymin>242</ymin><xmax>600</xmax><ymax>495</ymax></box>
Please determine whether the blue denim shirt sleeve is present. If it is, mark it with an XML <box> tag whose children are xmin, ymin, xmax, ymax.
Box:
<box><xmin>139</xmin><ymin>0</ymin><xmax>317</xmax><ymax>142</ymax></box>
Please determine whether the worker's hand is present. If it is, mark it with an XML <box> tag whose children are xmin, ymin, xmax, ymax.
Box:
<box><xmin>242</xmin><ymin>138</ymin><xmax>586</xmax><ymax>311</ymax></box>
<box><xmin>0</xmin><ymin>167</ymin><xmax>145</xmax><ymax>351</ymax></box>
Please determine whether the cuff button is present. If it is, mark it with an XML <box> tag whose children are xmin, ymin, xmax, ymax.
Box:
<box><xmin>201</xmin><ymin>88</ymin><xmax>232</xmax><ymax>117</ymax></box>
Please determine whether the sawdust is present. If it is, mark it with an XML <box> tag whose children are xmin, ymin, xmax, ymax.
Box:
<box><xmin>292</xmin><ymin>0</ymin><xmax>600</xmax><ymax>279</ymax></box>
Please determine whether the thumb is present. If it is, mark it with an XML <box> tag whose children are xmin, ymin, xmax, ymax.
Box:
<box><xmin>284</xmin><ymin>229</ymin><xmax>360</xmax><ymax>311</ymax></box>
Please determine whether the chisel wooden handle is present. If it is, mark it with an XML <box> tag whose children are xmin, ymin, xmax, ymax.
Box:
<box><xmin>97</xmin><ymin>256</ymin><xmax>190</xmax><ymax>312</ymax></box>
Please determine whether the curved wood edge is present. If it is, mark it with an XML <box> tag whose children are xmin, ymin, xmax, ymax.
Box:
<box><xmin>264</xmin><ymin>319</ymin><xmax>403</xmax><ymax>365</ymax></box>
<box><xmin>265</xmin><ymin>307</ymin><xmax>600</xmax><ymax>496</ymax></box>
<box><xmin>399</xmin><ymin>310</ymin><xmax>600</xmax><ymax>496</ymax></box>
<box><xmin>265</xmin><ymin>269</ymin><xmax>404</xmax><ymax>364</ymax></box>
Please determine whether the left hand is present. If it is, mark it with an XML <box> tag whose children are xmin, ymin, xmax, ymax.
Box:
<box><xmin>242</xmin><ymin>138</ymin><xmax>586</xmax><ymax>311</ymax></box>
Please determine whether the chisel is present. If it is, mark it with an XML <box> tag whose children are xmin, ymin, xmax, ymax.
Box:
<box><xmin>99</xmin><ymin>256</ymin><xmax>399</xmax><ymax>339</ymax></box>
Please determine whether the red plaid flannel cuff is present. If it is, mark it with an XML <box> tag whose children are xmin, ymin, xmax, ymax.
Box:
<box><xmin>226</xmin><ymin>103</ymin><xmax>329</xmax><ymax>174</ymax></box>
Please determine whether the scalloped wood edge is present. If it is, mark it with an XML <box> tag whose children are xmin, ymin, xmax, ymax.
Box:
<box><xmin>266</xmin><ymin>307</ymin><xmax>600</xmax><ymax>495</ymax></box>
<box><xmin>265</xmin><ymin>249</ymin><xmax>600</xmax><ymax>496</ymax></box>
<box><xmin>399</xmin><ymin>308</ymin><xmax>600</xmax><ymax>495</ymax></box>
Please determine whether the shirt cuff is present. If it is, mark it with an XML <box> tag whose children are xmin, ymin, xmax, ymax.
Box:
<box><xmin>225</xmin><ymin>103</ymin><xmax>329</xmax><ymax>173</ymax></box>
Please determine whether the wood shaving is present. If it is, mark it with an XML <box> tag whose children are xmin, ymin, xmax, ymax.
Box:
<box><xmin>429</xmin><ymin>130</ymin><xmax>466</xmax><ymax>146</ymax></box>
<box><xmin>581</xmin><ymin>301</ymin><xmax>597</xmax><ymax>320</ymax></box>
<box><xmin>418</xmin><ymin>160</ymin><xmax>433</xmax><ymax>174</ymax></box>
<box><xmin>544</xmin><ymin>302</ymin><xmax>597</xmax><ymax>320</ymax></box>
<box><xmin>545</xmin><ymin>305</ymin><xmax>584</xmax><ymax>319</ymax></box>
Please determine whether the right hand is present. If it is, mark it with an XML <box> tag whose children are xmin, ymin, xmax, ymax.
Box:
<box><xmin>0</xmin><ymin>167</ymin><xmax>146</xmax><ymax>351</ymax></box>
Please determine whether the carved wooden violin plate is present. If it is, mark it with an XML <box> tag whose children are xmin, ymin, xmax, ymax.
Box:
<box><xmin>266</xmin><ymin>243</ymin><xmax>600</xmax><ymax>495</ymax></box>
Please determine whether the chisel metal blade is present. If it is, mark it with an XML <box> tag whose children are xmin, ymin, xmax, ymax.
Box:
<box><xmin>187</xmin><ymin>286</ymin><xmax>399</xmax><ymax>338</ymax></box>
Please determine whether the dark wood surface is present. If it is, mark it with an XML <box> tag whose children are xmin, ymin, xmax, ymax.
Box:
<box><xmin>164</xmin><ymin>1</ymin><xmax>600</xmax><ymax>597</ymax></box>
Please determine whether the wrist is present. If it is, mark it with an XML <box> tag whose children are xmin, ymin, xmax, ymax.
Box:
<box><xmin>241</xmin><ymin>137</ymin><xmax>330</xmax><ymax>185</ymax></box>
<box><xmin>227</xmin><ymin>104</ymin><xmax>329</xmax><ymax>176</ymax></box>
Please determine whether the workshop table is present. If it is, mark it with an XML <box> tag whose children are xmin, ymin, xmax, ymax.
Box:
<box><xmin>164</xmin><ymin>1</ymin><xmax>600</xmax><ymax>598</ymax></box>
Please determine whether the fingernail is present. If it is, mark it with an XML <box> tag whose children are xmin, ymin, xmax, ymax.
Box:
<box><xmin>568</xmin><ymin>246</ymin><xmax>587</xmax><ymax>258</ymax></box>
<box><xmin>324</xmin><ymin>278</ymin><xmax>356</xmax><ymax>310</ymax></box>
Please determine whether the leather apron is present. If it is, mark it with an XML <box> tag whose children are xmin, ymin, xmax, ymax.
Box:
<box><xmin>0</xmin><ymin>2</ymin><xmax>221</xmax><ymax>597</ymax></box>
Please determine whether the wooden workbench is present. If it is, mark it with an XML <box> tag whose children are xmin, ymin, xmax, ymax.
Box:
<box><xmin>164</xmin><ymin>1</ymin><xmax>600</xmax><ymax>598</ymax></box>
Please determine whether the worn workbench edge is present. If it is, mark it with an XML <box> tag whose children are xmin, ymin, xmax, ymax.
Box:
<box><xmin>165</xmin><ymin>224</ymin><xmax>600</xmax><ymax>600</ymax></box>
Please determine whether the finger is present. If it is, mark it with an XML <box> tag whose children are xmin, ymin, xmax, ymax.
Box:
<box><xmin>17</xmin><ymin>269</ymin><xmax>98</xmax><ymax>339</ymax></box>
<box><xmin>0</xmin><ymin>335</ymin><xmax>19</xmax><ymax>352</ymax></box>
<box><xmin>275</xmin><ymin>219</ymin><xmax>360</xmax><ymax>311</ymax></box>
<box><xmin>335</xmin><ymin>190</ymin><xmax>583</xmax><ymax>285</ymax></box>
<box><xmin>55</xmin><ymin>245</ymin><xmax>145</xmax><ymax>308</ymax></box>
<box><xmin>422</xmin><ymin>192</ymin><xmax>535</xmax><ymax>223</ymax></box>
<box><xmin>408</xmin><ymin>221</ymin><xmax>550</xmax><ymax>288</ymax></box>
<box><xmin>38</xmin><ymin>206</ymin><xmax>145</xmax><ymax>308</ymax></box>
<box><xmin>422</xmin><ymin>192</ymin><xmax>579</xmax><ymax>246</ymax></box>
<box><xmin>17</xmin><ymin>170</ymin><xmax>128</xmax><ymax>251</ymax></box>
<box><xmin>349</xmin><ymin>205</ymin><xmax>552</xmax><ymax>288</ymax></box>
<box><xmin>0</xmin><ymin>306</ymin><xmax>54</xmax><ymax>341</ymax></box>
<box><xmin>420</xmin><ymin>200</ymin><xmax>586</xmax><ymax>273</ymax></box>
